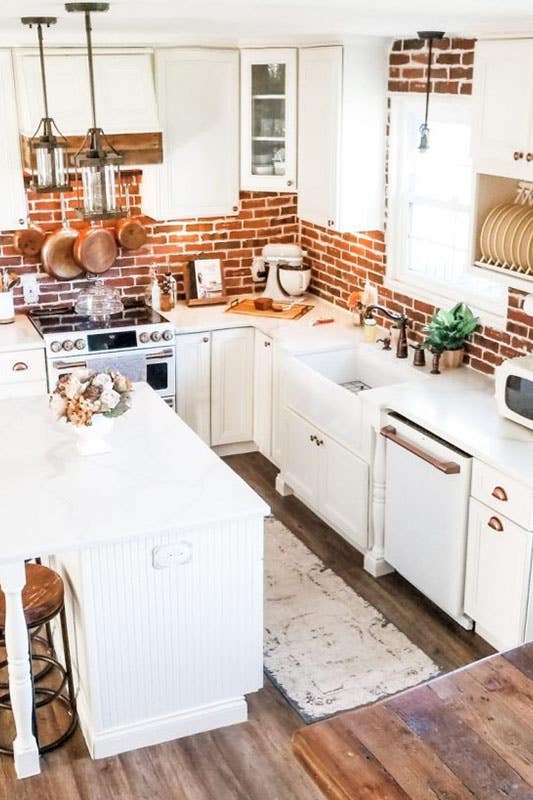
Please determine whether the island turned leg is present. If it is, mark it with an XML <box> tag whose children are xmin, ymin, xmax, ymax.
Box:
<box><xmin>364</xmin><ymin>424</ymin><xmax>394</xmax><ymax>578</ymax></box>
<box><xmin>0</xmin><ymin>561</ymin><xmax>40</xmax><ymax>778</ymax></box>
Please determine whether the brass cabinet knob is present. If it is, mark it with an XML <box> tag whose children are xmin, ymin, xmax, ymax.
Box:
<box><xmin>527</xmin><ymin>153</ymin><xmax>533</xmax><ymax>162</ymax></box>
<box><xmin>488</xmin><ymin>516</ymin><xmax>504</xmax><ymax>532</ymax></box>
<box><xmin>514</xmin><ymin>151</ymin><xmax>524</xmax><ymax>160</ymax></box>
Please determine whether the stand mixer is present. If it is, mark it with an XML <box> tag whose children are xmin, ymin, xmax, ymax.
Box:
<box><xmin>253</xmin><ymin>244</ymin><xmax>310</xmax><ymax>301</ymax></box>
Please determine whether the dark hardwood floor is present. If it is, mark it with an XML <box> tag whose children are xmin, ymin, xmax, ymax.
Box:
<box><xmin>3</xmin><ymin>452</ymin><xmax>493</xmax><ymax>799</ymax></box>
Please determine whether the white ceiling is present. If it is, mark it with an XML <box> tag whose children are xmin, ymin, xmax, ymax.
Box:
<box><xmin>1</xmin><ymin>0</ymin><xmax>533</xmax><ymax>47</ymax></box>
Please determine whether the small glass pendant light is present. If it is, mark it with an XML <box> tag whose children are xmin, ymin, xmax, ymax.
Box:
<box><xmin>21</xmin><ymin>17</ymin><xmax>71</xmax><ymax>193</ymax></box>
<box><xmin>65</xmin><ymin>2</ymin><xmax>124</xmax><ymax>220</ymax></box>
<box><xmin>417</xmin><ymin>31</ymin><xmax>445</xmax><ymax>153</ymax></box>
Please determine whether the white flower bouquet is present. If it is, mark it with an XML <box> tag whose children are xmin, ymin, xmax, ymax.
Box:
<box><xmin>50</xmin><ymin>368</ymin><xmax>132</xmax><ymax>427</ymax></box>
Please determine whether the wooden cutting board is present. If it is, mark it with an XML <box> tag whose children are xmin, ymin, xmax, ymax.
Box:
<box><xmin>225</xmin><ymin>298</ymin><xmax>314</xmax><ymax>320</ymax></box>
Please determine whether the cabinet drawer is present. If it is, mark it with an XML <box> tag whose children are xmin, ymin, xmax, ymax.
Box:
<box><xmin>0</xmin><ymin>349</ymin><xmax>46</xmax><ymax>386</ymax></box>
<box><xmin>471</xmin><ymin>460</ymin><xmax>533</xmax><ymax>530</ymax></box>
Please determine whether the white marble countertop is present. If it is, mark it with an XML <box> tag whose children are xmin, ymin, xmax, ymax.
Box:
<box><xmin>0</xmin><ymin>383</ymin><xmax>269</xmax><ymax>564</ymax></box>
<box><xmin>0</xmin><ymin>314</ymin><xmax>44</xmax><ymax>354</ymax></box>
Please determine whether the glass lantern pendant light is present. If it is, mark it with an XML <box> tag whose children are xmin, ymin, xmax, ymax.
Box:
<box><xmin>65</xmin><ymin>2</ymin><xmax>124</xmax><ymax>220</ymax></box>
<box><xmin>21</xmin><ymin>17</ymin><xmax>71</xmax><ymax>192</ymax></box>
<box><xmin>417</xmin><ymin>31</ymin><xmax>445</xmax><ymax>152</ymax></box>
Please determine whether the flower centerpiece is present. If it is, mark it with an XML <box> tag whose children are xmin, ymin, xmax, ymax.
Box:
<box><xmin>51</xmin><ymin>369</ymin><xmax>132</xmax><ymax>454</ymax></box>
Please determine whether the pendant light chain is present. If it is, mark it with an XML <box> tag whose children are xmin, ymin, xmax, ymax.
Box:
<box><xmin>83</xmin><ymin>10</ymin><xmax>98</xmax><ymax>131</ymax></box>
<box><xmin>417</xmin><ymin>31</ymin><xmax>445</xmax><ymax>152</ymax></box>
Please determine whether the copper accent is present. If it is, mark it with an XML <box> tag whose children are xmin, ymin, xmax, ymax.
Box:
<box><xmin>73</xmin><ymin>226</ymin><xmax>117</xmax><ymax>274</ymax></box>
<box><xmin>488</xmin><ymin>516</ymin><xmax>504</xmax><ymax>532</ymax></box>
<box><xmin>12</xmin><ymin>225</ymin><xmax>46</xmax><ymax>257</ymax></box>
<box><xmin>41</xmin><ymin>194</ymin><xmax>84</xmax><ymax>280</ymax></box>
<box><xmin>115</xmin><ymin>183</ymin><xmax>148</xmax><ymax>251</ymax></box>
<box><xmin>528</xmin><ymin>153</ymin><xmax>533</xmax><ymax>162</ymax></box>
<box><xmin>381</xmin><ymin>425</ymin><xmax>461</xmax><ymax>474</ymax></box>
<box><xmin>491</xmin><ymin>485</ymin><xmax>508</xmax><ymax>502</ymax></box>
<box><xmin>12</xmin><ymin>361</ymin><xmax>29</xmax><ymax>371</ymax></box>
<box><xmin>514</xmin><ymin>151</ymin><xmax>524</xmax><ymax>160</ymax></box>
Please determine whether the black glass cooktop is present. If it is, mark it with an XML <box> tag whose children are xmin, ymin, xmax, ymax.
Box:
<box><xmin>29</xmin><ymin>302</ymin><xmax>167</xmax><ymax>335</ymax></box>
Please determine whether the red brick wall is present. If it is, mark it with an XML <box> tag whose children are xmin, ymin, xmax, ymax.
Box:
<box><xmin>3</xmin><ymin>173</ymin><xmax>297</xmax><ymax>312</ymax></box>
<box><xmin>304</xmin><ymin>37</ymin><xmax>533</xmax><ymax>375</ymax></box>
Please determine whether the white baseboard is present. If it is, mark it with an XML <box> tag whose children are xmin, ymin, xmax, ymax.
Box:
<box><xmin>213</xmin><ymin>441</ymin><xmax>258</xmax><ymax>457</ymax></box>
<box><xmin>78</xmin><ymin>696</ymin><xmax>248</xmax><ymax>760</ymax></box>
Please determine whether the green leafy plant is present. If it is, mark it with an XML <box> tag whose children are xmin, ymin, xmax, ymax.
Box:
<box><xmin>422</xmin><ymin>303</ymin><xmax>480</xmax><ymax>352</ymax></box>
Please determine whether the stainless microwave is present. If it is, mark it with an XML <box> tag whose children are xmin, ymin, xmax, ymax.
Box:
<box><xmin>495</xmin><ymin>356</ymin><xmax>533</xmax><ymax>430</ymax></box>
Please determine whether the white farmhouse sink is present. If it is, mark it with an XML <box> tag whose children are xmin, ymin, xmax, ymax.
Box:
<box><xmin>283</xmin><ymin>343</ymin><xmax>428</xmax><ymax>459</ymax></box>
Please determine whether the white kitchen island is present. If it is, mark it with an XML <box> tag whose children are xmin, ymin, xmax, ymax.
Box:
<box><xmin>0</xmin><ymin>383</ymin><xmax>269</xmax><ymax>778</ymax></box>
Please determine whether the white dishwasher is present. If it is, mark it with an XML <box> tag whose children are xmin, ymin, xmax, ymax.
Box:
<box><xmin>382</xmin><ymin>412</ymin><xmax>473</xmax><ymax>629</ymax></box>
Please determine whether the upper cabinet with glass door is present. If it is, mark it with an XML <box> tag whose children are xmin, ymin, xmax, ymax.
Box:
<box><xmin>240</xmin><ymin>49</ymin><xmax>297</xmax><ymax>191</ymax></box>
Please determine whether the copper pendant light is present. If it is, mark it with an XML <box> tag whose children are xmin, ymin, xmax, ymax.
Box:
<box><xmin>65</xmin><ymin>2</ymin><xmax>124</xmax><ymax>221</ymax></box>
<box><xmin>417</xmin><ymin>31</ymin><xmax>445</xmax><ymax>152</ymax></box>
<box><xmin>21</xmin><ymin>17</ymin><xmax>71</xmax><ymax>193</ymax></box>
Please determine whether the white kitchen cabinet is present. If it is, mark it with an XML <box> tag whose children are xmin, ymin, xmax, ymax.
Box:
<box><xmin>176</xmin><ymin>332</ymin><xmax>212</xmax><ymax>445</ymax></box>
<box><xmin>253</xmin><ymin>330</ymin><xmax>273</xmax><ymax>458</ymax></box>
<box><xmin>0</xmin><ymin>50</ymin><xmax>28</xmax><ymax>230</ymax></box>
<box><xmin>298</xmin><ymin>41</ymin><xmax>387</xmax><ymax>232</ymax></box>
<box><xmin>472</xmin><ymin>39</ymin><xmax>533</xmax><ymax>180</ymax></box>
<box><xmin>211</xmin><ymin>328</ymin><xmax>254</xmax><ymax>447</ymax></box>
<box><xmin>240</xmin><ymin>48</ymin><xmax>297</xmax><ymax>192</ymax></box>
<box><xmin>142</xmin><ymin>48</ymin><xmax>239</xmax><ymax>220</ymax></box>
<box><xmin>465</xmin><ymin>497</ymin><xmax>533</xmax><ymax>650</ymax></box>
<box><xmin>14</xmin><ymin>49</ymin><xmax>159</xmax><ymax>137</ymax></box>
<box><xmin>282</xmin><ymin>407</ymin><xmax>369</xmax><ymax>549</ymax></box>
<box><xmin>0</xmin><ymin>347</ymin><xmax>47</xmax><ymax>399</ymax></box>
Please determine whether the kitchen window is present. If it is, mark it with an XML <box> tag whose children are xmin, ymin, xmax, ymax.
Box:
<box><xmin>387</xmin><ymin>94</ymin><xmax>506</xmax><ymax>319</ymax></box>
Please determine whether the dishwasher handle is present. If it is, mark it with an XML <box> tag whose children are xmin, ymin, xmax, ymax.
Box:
<box><xmin>381</xmin><ymin>425</ymin><xmax>461</xmax><ymax>475</ymax></box>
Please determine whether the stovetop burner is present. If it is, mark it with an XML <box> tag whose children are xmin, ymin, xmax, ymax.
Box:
<box><xmin>29</xmin><ymin>301</ymin><xmax>167</xmax><ymax>335</ymax></box>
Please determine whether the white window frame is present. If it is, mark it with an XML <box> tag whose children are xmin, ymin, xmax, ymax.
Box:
<box><xmin>386</xmin><ymin>93</ymin><xmax>507</xmax><ymax>325</ymax></box>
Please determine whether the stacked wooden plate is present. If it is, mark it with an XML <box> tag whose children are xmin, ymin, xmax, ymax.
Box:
<box><xmin>479</xmin><ymin>202</ymin><xmax>533</xmax><ymax>275</ymax></box>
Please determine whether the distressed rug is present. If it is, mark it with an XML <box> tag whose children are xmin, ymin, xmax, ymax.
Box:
<box><xmin>264</xmin><ymin>517</ymin><xmax>440</xmax><ymax>722</ymax></box>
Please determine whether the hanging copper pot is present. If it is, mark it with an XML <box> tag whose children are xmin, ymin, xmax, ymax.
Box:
<box><xmin>74</xmin><ymin>225</ymin><xmax>118</xmax><ymax>275</ymax></box>
<box><xmin>41</xmin><ymin>196</ymin><xmax>84</xmax><ymax>281</ymax></box>
<box><xmin>115</xmin><ymin>182</ymin><xmax>147</xmax><ymax>251</ymax></box>
<box><xmin>13</xmin><ymin>225</ymin><xmax>46</xmax><ymax>257</ymax></box>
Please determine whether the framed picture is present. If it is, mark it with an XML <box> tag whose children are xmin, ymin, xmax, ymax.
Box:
<box><xmin>185</xmin><ymin>257</ymin><xmax>228</xmax><ymax>307</ymax></box>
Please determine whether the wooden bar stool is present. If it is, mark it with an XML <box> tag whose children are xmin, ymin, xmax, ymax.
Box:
<box><xmin>0</xmin><ymin>564</ymin><xmax>78</xmax><ymax>755</ymax></box>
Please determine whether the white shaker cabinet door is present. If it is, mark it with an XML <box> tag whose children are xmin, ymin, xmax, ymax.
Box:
<box><xmin>472</xmin><ymin>40</ymin><xmax>533</xmax><ymax>179</ymax></box>
<box><xmin>298</xmin><ymin>46</ymin><xmax>342</xmax><ymax>230</ymax></box>
<box><xmin>282</xmin><ymin>408</ymin><xmax>321</xmax><ymax>509</ymax></box>
<box><xmin>465</xmin><ymin>497</ymin><xmax>532</xmax><ymax>650</ymax></box>
<box><xmin>253</xmin><ymin>330</ymin><xmax>273</xmax><ymax>458</ymax></box>
<box><xmin>319</xmin><ymin>433</ymin><xmax>369</xmax><ymax>551</ymax></box>
<box><xmin>0</xmin><ymin>50</ymin><xmax>28</xmax><ymax>231</ymax></box>
<box><xmin>211</xmin><ymin>327</ymin><xmax>254</xmax><ymax>446</ymax></box>
<box><xmin>143</xmin><ymin>48</ymin><xmax>239</xmax><ymax>220</ymax></box>
<box><xmin>176</xmin><ymin>332</ymin><xmax>212</xmax><ymax>445</ymax></box>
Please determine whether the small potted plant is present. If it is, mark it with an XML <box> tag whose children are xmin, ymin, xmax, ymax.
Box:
<box><xmin>50</xmin><ymin>368</ymin><xmax>132</xmax><ymax>455</ymax></box>
<box><xmin>422</xmin><ymin>303</ymin><xmax>480</xmax><ymax>370</ymax></box>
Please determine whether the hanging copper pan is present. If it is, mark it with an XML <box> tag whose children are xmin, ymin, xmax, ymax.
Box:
<box><xmin>41</xmin><ymin>196</ymin><xmax>85</xmax><ymax>281</ymax></box>
<box><xmin>13</xmin><ymin>224</ymin><xmax>46</xmax><ymax>257</ymax></box>
<box><xmin>115</xmin><ymin>182</ymin><xmax>148</xmax><ymax>251</ymax></box>
<box><xmin>74</xmin><ymin>225</ymin><xmax>118</xmax><ymax>275</ymax></box>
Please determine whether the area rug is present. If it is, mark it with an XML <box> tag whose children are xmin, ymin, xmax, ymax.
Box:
<box><xmin>264</xmin><ymin>517</ymin><xmax>440</xmax><ymax>723</ymax></box>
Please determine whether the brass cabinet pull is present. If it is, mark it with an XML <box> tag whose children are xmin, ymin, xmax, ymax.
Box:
<box><xmin>514</xmin><ymin>151</ymin><xmax>524</xmax><ymax>160</ymax></box>
<box><xmin>491</xmin><ymin>485</ymin><xmax>508</xmax><ymax>502</ymax></box>
<box><xmin>12</xmin><ymin>361</ymin><xmax>28</xmax><ymax>371</ymax></box>
<box><xmin>488</xmin><ymin>516</ymin><xmax>504</xmax><ymax>532</ymax></box>
<box><xmin>381</xmin><ymin>425</ymin><xmax>460</xmax><ymax>474</ymax></box>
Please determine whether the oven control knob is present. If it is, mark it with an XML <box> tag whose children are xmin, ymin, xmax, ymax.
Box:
<box><xmin>139</xmin><ymin>332</ymin><xmax>150</xmax><ymax>343</ymax></box>
<box><xmin>162</xmin><ymin>330</ymin><xmax>174</xmax><ymax>341</ymax></box>
<box><xmin>151</xmin><ymin>331</ymin><xmax>162</xmax><ymax>342</ymax></box>
<box><xmin>50</xmin><ymin>341</ymin><xmax>62</xmax><ymax>353</ymax></box>
<box><xmin>75</xmin><ymin>339</ymin><xmax>85</xmax><ymax>351</ymax></box>
<box><xmin>62</xmin><ymin>340</ymin><xmax>74</xmax><ymax>352</ymax></box>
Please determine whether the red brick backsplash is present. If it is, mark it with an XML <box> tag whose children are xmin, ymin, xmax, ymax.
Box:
<box><xmin>302</xmin><ymin>37</ymin><xmax>532</xmax><ymax>376</ymax></box>
<box><xmin>3</xmin><ymin>172</ymin><xmax>297</xmax><ymax>312</ymax></box>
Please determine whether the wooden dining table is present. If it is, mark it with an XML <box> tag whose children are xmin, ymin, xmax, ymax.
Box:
<box><xmin>293</xmin><ymin>643</ymin><xmax>533</xmax><ymax>799</ymax></box>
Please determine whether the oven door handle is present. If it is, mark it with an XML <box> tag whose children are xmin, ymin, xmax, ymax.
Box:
<box><xmin>145</xmin><ymin>349</ymin><xmax>174</xmax><ymax>360</ymax></box>
<box><xmin>380</xmin><ymin>425</ymin><xmax>461</xmax><ymax>475</ymax></box>
<box><xmin>52</xmin><ymin>360</ymin><xmax>88</xmax><ymax>370</ymax></box>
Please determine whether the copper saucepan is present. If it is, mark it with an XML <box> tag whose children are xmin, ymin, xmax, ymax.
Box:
<box><xmin>41</xmin><ymin>195</ymin><xmax>84</xmax><ymax>281</ymax></box>
<box><xmin>74</xmin><ymin>225</ymin><xmax>118</xmax><ymax>275</ymax></box>
<box><xmin>13</xmin><ymin>224</ymin><xmax>46</xmax><ymax>257</ymax></box>
<box><xmin>115</xmin><ymin>182</ymin><xmax>148</xmax><ymax>251</ymax></box>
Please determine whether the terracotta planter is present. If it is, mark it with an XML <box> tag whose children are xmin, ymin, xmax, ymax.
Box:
<box><xmin>440</xmin><ymin>348</ymin><xmax>465</xmax><ymax>370</ymax></box>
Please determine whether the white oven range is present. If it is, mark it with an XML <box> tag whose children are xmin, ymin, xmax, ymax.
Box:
<box><xmin>29</xmin><ymin>303</ymin><xmax>176</xmax><ymax>408</ymax></box>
